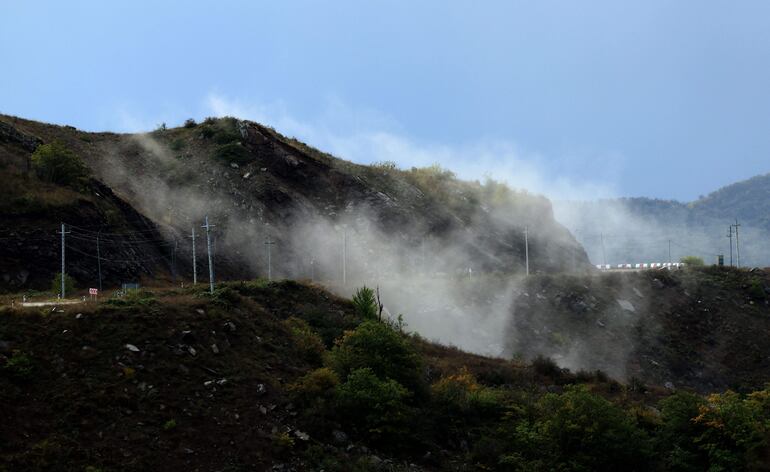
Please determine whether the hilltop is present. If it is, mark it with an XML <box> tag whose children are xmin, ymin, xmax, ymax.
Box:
<box><xmin>0</xmin><ymin>114</ymin><xmax>588</xmax><ymax>294</ymax></box>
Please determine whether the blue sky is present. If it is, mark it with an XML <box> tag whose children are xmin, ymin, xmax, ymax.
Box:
<box><xmin>2</xmin><ymin>1</ymin><xmax>769</xmax><ymax>201</ymax></box>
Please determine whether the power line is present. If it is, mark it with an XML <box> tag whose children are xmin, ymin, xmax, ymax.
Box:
<box><xmin>65</xmin><ymin>244</ymin><xmax>170</xmax><ymax>263</ymax></box>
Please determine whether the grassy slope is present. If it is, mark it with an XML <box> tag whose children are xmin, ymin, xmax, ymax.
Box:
<box><xmin>0</xmin><ymin>280</ymin><xmax>638</xmax><ymax>472</ymax></box>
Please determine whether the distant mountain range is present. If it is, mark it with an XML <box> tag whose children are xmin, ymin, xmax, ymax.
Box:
<box><xmin>555</xmin><ymin>173</ymin><xmax>770</xmax><ymax>267</ymax></box>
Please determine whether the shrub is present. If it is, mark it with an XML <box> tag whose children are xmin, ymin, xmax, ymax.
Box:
<box><xmin>503</xmin><ymin>385</ymin><xmax>652</xmax><ymax>471</ymax></box>
<box><xmin>162</xmin><ymin>419</ymin><xmax>177</xmax><ymax>431</ymax></box>
<box><xmin>289</xmin><ymin>367</ymin><xmax>340</xmax><ymax>407</ymax></box>
<box><xmin>169</xmin><ymin>138</ymin><xmax>185</xmax><ymax>151</ymax></box>
<box><xmin>107</xmin><ymin>289</ymin><xmax>157</xmax><ymax>307</ymax></box>
<box><xmin>335</xmin><ymin>367</ymin><xmax>412</xmax><ymax>438</ymax></box>
<box><xmin>692</xmin><ymin>389</ymin><xmax>770</xmax><ymax>471</ymax></box>
<box><xmin>748</xmin><ymin>279</ymin><xmax>766</xmax><ymax>300</ymax></box>
<box><xmin>656</xmin><ymin>391</ymin><xmax>708</xmax><ymax>471</ymax></box>
<box><xmin>431</xmin><ymin>368</ymin><xmax>502</xmax><ymax>419</ymax></box>
<box><xmin>327</xmin><ymin>320</ymin><xmax>423</xmax><ymax>394</ymax></box>
<box><xmin>284</xmin><ymin>317</ymin><xmax>326</xmax><ymax>365</ymax></box>
<box><xmin>214</xmin><ymin>142</ymin><xmax>252</xmax><ymax>165</ymax></box>
<box><xmin>371</xmin><ymin>160</ymin><xmax>399</xmax><ymax>171</ymax></box>
<box><xmin>531</xmin><ymin>355</ymin><xmax>562</xmax><ymax>378</ymax></box>
<box><xmin>183</xmin><ymin>118</ymin><xmax>197</xmax><ymax>128</ymax></box>
<box><xmin>3</xmin><ymin>350</ymin><xmax>34</xmax><ymax>381</ymax></box>
<box><xmin>31</xmin><ymin>141</ymin><xmax>88</xmax><ymax>187</ymax></box>
<box><xmin>680</xmin><ymin>255</ymin><xmax>705</xmax><ymax>267</ymax></box>
<box><xmin>351</xmin><ymin>286</ymin><xmax>378</xmax><ymax>320</ymax></box>
<box><xmin>51</xmin><ymin>272</ymin><xmax>76</xmax><ymax>297</ymax></box>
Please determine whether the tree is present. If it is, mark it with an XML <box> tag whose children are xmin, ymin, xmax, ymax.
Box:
<box><xmin>31</xmin><ymin>141</ymin><xmax>88</xmax><ymax>186</ymax></box>
<box><xmin>351</xmin><ymin>286</ymin><xmax>377</xmax><ymax>320</ymax></box>
<box><xmin>680</xmin><ymin>255</ymin><xmax>705</xmax><ymax>267</ymax></box>
<box><xmin>51</xmin><ymin>272</ymin><xmax>76</xmax><ymax>296</ymax></box>
<box><xmin>327</xmin><ymin>320</ymin><xmax>423</xmax><ymax>394</ymax></box>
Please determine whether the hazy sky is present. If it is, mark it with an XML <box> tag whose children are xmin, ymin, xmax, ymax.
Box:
<box><xmin>2</xmin><ymin>1</ymin><xmax>769</xmax><ymax>201</ymax></box>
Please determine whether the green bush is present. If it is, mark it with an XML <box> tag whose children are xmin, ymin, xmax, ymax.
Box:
<box><xmin>31</xmin><ymin>141</ymin><xmax>88</xmax><ymax>187</ymax></box>
<box><xmin>169</xmin><ymin>138</ymin><xmax>185</xmax><ymax>151</ymax></box>
<box><xmin>284</xmin><ymin>317</ymin><xmax>326</xmax><ymax>365</ymax></box>
<box><xmin>335</xmin><ymin>367</ymin><xmax>412</xmax><ymax>438</ymax></box>
<box><xmin>107</xmin><ymin>289</ymin><xmax>157</xmax><ymax>307</ymax></box>
<box><xmin>351</xmin><ymin>286</ymin><xmax>378</xmax><ymax>320</ymax></box>
<box><xmin>431</xmin><ymin>368</ymin><xmax>502</xmax><ymax>418</ymax></box>
<box><xmin>748</xmin><ymin>279</ymin><xmax>766</xmax><ymax>300</ymax></box>
<box><xmin>214</xmin><ymin>142</ymin><xmax>252</xmax><ymax>165</ymax></box>
<box><xmin>51</xmin><ymin>272</ymin><xmax>76</xmax><ymax>297</ymax></box>
<box><xmin>680</xmin><ymin>255</ymin><xmax>705</xmax><ymax>267</ymax></box>
<box><xmin>183</xmin><ymin>118</ymin><xmax>197</xmax><ymax>128</ymax></box>
<box><xmin>289</xmin><ymin>367</ymin><xmax>340</xmax><ymax>407</ymax></box>
<box><xmin>656</xmin><ymin>391</ymin><xmax>708</xmax><ymax>471</ymax></box>
<box><xmin>692</xmin><ymin>389</ymin><xmax>770</xmax><ymax>471</ymax></box>
<box><xmin>327</xmin><ymin>320</ymin><xmax>423</xmax><ymax>394</ymax></box>
<box><xmin>3</xmin><ymin>350</ymin><xmax>34</xmax><ymax>381</ymax></box>
<box><xmin>497</xmin><ymin>385</ymin><xmax>652</xmax><ymax>471</ymax></box>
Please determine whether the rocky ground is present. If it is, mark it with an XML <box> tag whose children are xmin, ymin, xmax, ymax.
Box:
<box><xmin>506</xmin><ymin>266</ymin><xmax>770</xmax><ymax>393</ymax></box>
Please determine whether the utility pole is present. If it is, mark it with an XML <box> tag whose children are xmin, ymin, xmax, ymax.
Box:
<box><xmin>190</xmin><ymin>227</ymin><xmax>197</xmax><ymax>285</ymax></box>
<box><xmin>727</xmin><ymin>226</ymin><xmax>734</xmax><ymax>267</ymax></box>
<box><xmin>734</xmin><ymin>219</ymin><xmax>741</xmax><ymax>268</ymax></box>
<box><xmin>524</xmin><ymin>226</ymin><xmax>530</xmax><ymax>276</ymax></box>
<box><xmin>97</xmin><ymin>230</ymin><xmax>102</xmax><ymax>291</ymax></box>
<box><xmin>310</xmin><ymin>257</ymin><xmax>315</xmax><ymax>281</ymax></box>
<box><xmin>600</xmin><ymin>232</ymin><xmax>607</xmax><ymax>267</ymax></box>
<box><xmin>342</xmin><ymin>226</ymin><xmax>347</xmax><ymax>286</ymax></box>
<box><xmin>171</xmin><ymin>237</ymin><xmax>178</xmax><ymax>283</ymax></box>
<box><xmin>668</xmin><ymin>239</ymin><xmax>672</xmax><ymax>264</ymax></box>
<box><xmin>202</xmin><ymin>216</ymin><xmax>216</xmax><ymax>294</ymax></box>
<box><xmin>57</xmin><ymin>223</ymin><xmax>70</xmax><ymax>298</ymax></box>
<box><xmin>265</xmin><ymin>236</ymin><xmax>275</xmax><ymax>281</ymax></box>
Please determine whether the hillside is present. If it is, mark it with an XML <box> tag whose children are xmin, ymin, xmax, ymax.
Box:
<box><xmin>693</xmin><ymin>173</ymin><xmax>770</xmax><ymax>230</ymax></box>
<box><xmin>0</xmin><ymin>121</ymin><xmax>172</xmax><ymax>292</ymax></box>
<box><xmin>555</xmin><ymin>192</ymin><xmax>770</xmax><ymax>269</ymax></box>
<box><xmin>0</xmin><ymin>114</ymin><xmax>589</xmax><ymax>295</ymax></box>
<box><xmin>3</xmin><ymin>280</ymin><xmax>770</xmax><ymax>471</ymax></box>
<box><xmin>505</xmin><ymin>267</ymin><xmax>770</xmax><ymax>393</ymax></box>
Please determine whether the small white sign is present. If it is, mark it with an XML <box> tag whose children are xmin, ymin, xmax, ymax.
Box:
<box><xmin>89</xmin><ymin>288</ymin><xmax>98</xmax><ymax>296</ymax></box>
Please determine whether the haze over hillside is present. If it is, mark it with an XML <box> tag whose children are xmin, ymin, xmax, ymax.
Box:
<box><xmin>554</xmin><ymin>173</ymin><xmax>770</xmax><ymax>268</ymax></box>
<box><xmin>0</xmin><ymin>113</ymin><xmax>589</xmax><ymax>355</ymax></box>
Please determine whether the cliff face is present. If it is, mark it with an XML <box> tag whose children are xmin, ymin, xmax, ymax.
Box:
<box><xmin>0</xmin><ymin>114</ymin><xmax>589</xmax><ymax>291</ymax></box>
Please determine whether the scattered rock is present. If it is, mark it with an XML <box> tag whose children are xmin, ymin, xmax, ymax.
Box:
<box><xmin>225</xmin><ymin>322</ymin><xmax>236</xmax><ymax>332</ymax></box>
<box><xmin>256</xmin><ymin>383</ymin><xmax>266</xmax><ymax>395</ymax></box>
<box><xmin>596</xmin><ymin>319</ymin><xmax>606</xmax><ymax>328</ymax></box>
<box><xmin>211</xmin><ymin>344</ymin><xmax>220</xmax><ymax>354</ymax></box>
<box><xmin>125</xmin><ymin>344</ymin><xmax>140</xmax><ymax>352</ymax></box>
<box><xmin>332</xmin><ymin>430</ymin><xmax>348</xmax><ymax>445</ymax></box>
<box><xmin>294</xmin><ymin>430</ymin><xmax>309</xmax><ymax>441</ymax></box>
<box><xmin>75</xmin><ymin>313</ymin><xmax>83</xmax><ymax>319</ymax></box>
<box><xmin>632</xmin><ymin>287</ymin><xmax>644</xmax><ymax>298</ymax></box>
<box><xmin>230</xmin><ymin>162</ymin><xmax>239</xmax><ymax>169</ymax></box>
<box><xmin>616</xmin><ymin>299</ymin><xmax>636</xmax><ymax>312</ymax></box>
<box><xmin>187</xmin><ymin>346</ymin><xmax>197</xmax><ymax>356</ymax></box>
<box><xmin>181</xmin><ymin>330</ymin><xmax>195</xmax><ymax>343</ymax></box>
<box><xmin>242</xmin><ymin>172</ymin><xmax>251</xmax><ymax>179</ymax></box>
<box><xmin>664</xmin><ymin>381</ymin><xmax>675</xmax><ymax>390</ymax></box>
